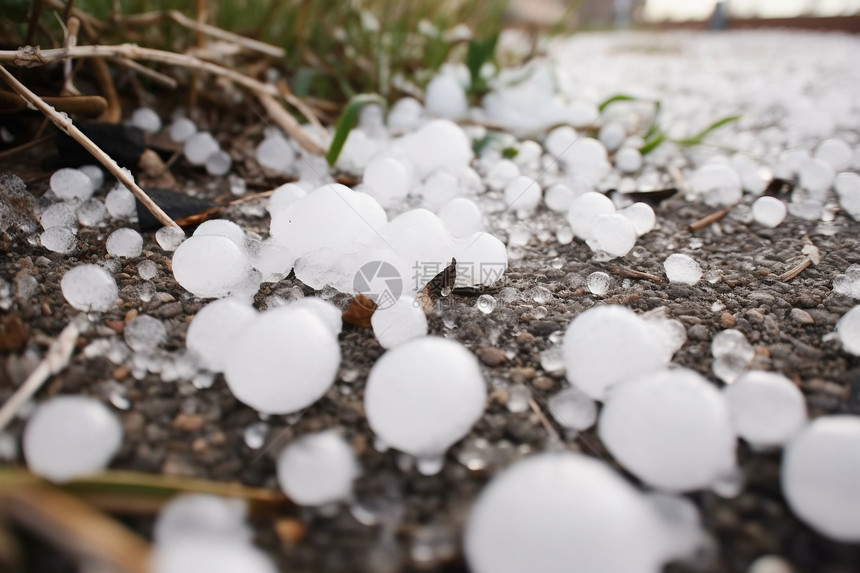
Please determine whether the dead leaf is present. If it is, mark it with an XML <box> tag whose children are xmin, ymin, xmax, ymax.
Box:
<box><xmin>0</xmin><ymin>315</ymin><xmax>28</xmax><ymax>354</ymax></box>
<box><xmin>417</xmin><ymin>258</ymin><xmax>457</xmax><ymax>312</ymax></box>
<box><xmin>342</xmin><ymin>293</ymin><xmax>376</xmax><ymax>328</ymax></box>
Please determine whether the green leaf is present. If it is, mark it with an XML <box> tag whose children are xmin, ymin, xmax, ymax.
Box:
<box><xmin>326</xmin><ymin>93</ymin><xmax>386</xmax><ymax>167</ymax></box>
<box><xmin>674</xmin><ymin>114</ymin><xmax>741</xmax><ymax>147</ymax></box>
<box><xmin>643</xmin><ymin>100</ymin><xmax>662</xmax><ymax>141</ymax></box>
<box><xmin>639</xmin><ymin>132</ymin><xmax>666</xmax><ymax>155</ymax></box>
<box><xmin>598</xmin><ymin>94</ymin><xmax>637</xmax><ymax>113</ymax></box>
<box><xmin>466</xmin><ymin>34</ymin><xmax>499</xmax><ymax>95</ymax></box>
<box><xmin>502</xmin><ymin>147</ymin><xmax>518</xmax><ymax>159</ymax></box>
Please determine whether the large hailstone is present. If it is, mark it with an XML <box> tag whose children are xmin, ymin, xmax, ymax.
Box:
<box><xmin>599</xmin><ymin>368</ymin><xmax>737</xmax><ymax>492</ymax></box>
<box><xmin>722</xmin><ymin>371</ymin><xmax>808</xmax><ymax>448</ymax></box>
<box><xmin>276</xmin><ymin>430</ymin><xmax>359</xmax><ymax>506</ymax></box>
<box><xmin>61</xmin><ymin>264</ymin><xmax>118</xmax><ymax>312</ymax></box>
<box><xmin>781</xmin><ymin>415</ymin><xmax>860</xmax><ymax>542</ymax></box>
<box><xmin>150</xmin><ymin>538</ymin><xmax>277</xmax><ymax>573</ymax></box>
<box><xmin>561</xmin><ymin>305</ymin><xmax>667</xmax><ymax>401</ymax></box>
<box><xmin>153</xmin><ymin>494</ymin><xmax>251</xmax><ymax>544</ymax></box>
<box><xmin>186</xmin><ymin>298</ymin><xmax>258</xmax><ymax>372</ymax></box>
<box><xmin>23</xmin><ymin>396</ymin><xmax>123</xmax><ymax>482</ymax></box>
<box><xmin>464</xmin><ymin>452</ymin><xmax>671</xmax><ymax>573</ymax></box>
<box><xmin>172</xmin><ymin>235</ymin><xmax>252</xmax><ymax>298</ymax></box>
<box><xmin>224</xmin><ymin>307</ymin><xmax>340</xmax><ymax>414</ymax></box>
<box><xmin>364</xmin><ymin>337</ymin><xmax>486</xmax><ymax>474</ymax></box>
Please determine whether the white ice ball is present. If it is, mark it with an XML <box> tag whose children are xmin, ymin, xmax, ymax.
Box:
<box><xmin>722</xmin><ymin>371</ymin><xmax>807</xmax><ymax>448</ymax></box>
<box><xmin>187</xmin><ymin>298</ymin><xmax>258</xmax><ymax>373</ymax></box>
<box><xmin>61</xmin><ymin>264</ymin><xmax>118</xmax><ymax>312</ymax></box>
<box><xmin>276</xmin><ymin>430</ymin><xmax>359</xmax><ymax>506</ymax></box>
<box><xmin>172</xmin><ymin>235</ymin><xmax>252</xmax><ymax>298</ymax></box>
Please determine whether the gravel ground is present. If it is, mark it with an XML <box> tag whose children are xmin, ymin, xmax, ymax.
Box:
<box><xmin>2</xmin><ymin>29</ymin><xmax>860</xmax><ymax>573</ymax></box>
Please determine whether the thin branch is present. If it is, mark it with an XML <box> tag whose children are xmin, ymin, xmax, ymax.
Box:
<box><xmin>277</xmin><ymin>80</ymin><xmax>322</xmax><ymax>131</ymax></box>
<box><xmin>778</xmin><ymin>258</ymin><xmax>812</xmax><ymax>282</ymax></box>
<box><xmin>0</xmin><ymin>321</ymin><xmax>79</xmax><ymax>432</ymax></box>
<box><xmin>0</xmin><ymin>91</ymin><xmax>107</xmax><ymax>116</ymax></box>
<box><xmin>108</xmin><ymin>57</ymin><xmax>178</xmax><ymax>88</ymax></box>
<box><xmin>60</xmin><ymin>16</ymin><xmax>81</xmax><ymax>96</ymax></box>
<box><xmin>609</xmin><ymin>265</ymin><xmax>663</xmax><ymax>283</ymax></box>
<box><xmin>0</xmin><ymin>65</ymin><xmax>181</xmax><ymax>230</ymax></box>
<box><xmin>167</xmin><ymin>10</ymin><xmax>286</xmax><ymax>58</ymax></box>
<box><xmin>689</xmin><ymin>203</ymin><xmax>737</xmax><ymax>231</ymax></box>
<box><xmin>257</xmin><ymin>92</ymin><xmax>325</xmax><ymax>155</ymax></box>
<box><xmin>528</xmin><ymin>396</ymin><xmax>560</xmax><ymax>441</ymax></box>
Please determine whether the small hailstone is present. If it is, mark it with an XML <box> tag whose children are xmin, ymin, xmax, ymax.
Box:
<box><xmin>130</xmin><ymin>107</ymin><xmax>161</xmax><ymax>134</ymax></box>
<box><xmin>40</xmin><ymin>226</ymin><xmax>77</xmax><ymax>254</ymax></box>
<box><xmin>184</xmin><ymin>132</ymin><xmax>220</xmax><ymax>166</ymax></box>
<box><xmin>267</xmin><ymin>183</ymin><xmax>307</xmax><ymax>214</ymax></box>
<box><xmin>464</xmin><ymin>452</ymin><xmax>672</xmax><ymax>573</ymax></box>
<box><xmin>833</xmin><ymin>264</ymin><xmax>860</xmax><ymax>298</ymax></box>
<box><xmin>150</xmin><ymin>538</ymin><xmax>277</xmax><ymax>573</ymax></box>
<box><xmin>562</xmin><ymin>305</ymin><xmax>667</xmax><ymax>401</ymax></box>
<box><xmin>836</xmin><ymin>305</ymin><xmax>860</xmax><ymax>355</ymax></box>
<box><xmin>544</xmin><ymin>125</ymin><xmax>578</xmax><ymax>160</ymax></box>
<box><xmin>798</xmin><ymin>158</ymin><xmax>835</xmax><ymax>198</ymax></box>
<box><xmin>419</xmin><ymin>171</ymin><xmax>459</xmax><ymax>210</ymax></box>
<box><xmin>475</xmin><ymin>294</ymin><xmax>497</xmax><ymax>314</ymax></box>
<box><xmin>224</xmin><ymin>307</ymin><xmax>340</xmax><ymax>414</ymax></box>
<box><xmin>193</xmin><ymin>219</ymin><xmax>246</xmax><ymax>249</ymax></box>
<box><xmin>172</xmin><ymin>235</ymin><xmax>251</xmax><ymax>298</ymax></box>
<box><xmin>287</xmin><ymin>297</ymin><xmax>343</xmax><ymax>336</ymax></box>
<box><xmin>566</xmin><ymin>191</ymin><xmax>615</xmax><ymax>240</ymax></box>
<box><xmin>438</xmin><ymin>198</ymin><xmax>482</xmax><ymax>238</ymax></box>
<box><xmin>748</xmin><ymin>556</ymin><xmax>794</xmax><ymax>573</ymax></box>
<box><xmin>452</xmin><ymin>232</ymin><xmax>508</xmax><ymax>288</ymax></box>
<box><xmin>788</xmin><ymin>198</ymin><xmax>823</xmax><ymax>221</ymax></box>
<box><xmin>387</xmin><ymin>97</ymin><xmax>424</xmax><ymax>133</ymax></box>
<box><xmin>153</xmin><ymin>494</ymin><xmax>250</xmax><ymax>544</ymax></box>
<box><xmin>834</xmin><ymin>172</ymin><xmax>860</xmax><ymax>221</ymax></box>
<box><xmin>76</xmin><ymin>199</ymin><xmax>107</xmax><ymax>227</ymax></box>
<box><xmin>156</xmin><ymin>225</ymin><xmax>186</xmax><ymax>252</ymax></box>
<box><xmin>138</xmin><ymin>259</ymin><xmax>158</xmax><ymax>280</ymax></box>
<box><xmin>663</xmin><ymin>253</ymin><xmax>702</xmax><ymax>285</ymax></box>
<box><xmin>586</xmin><ymin>271</ymin><xmax>611</xmax><ymax>296</ymax></box>
<box><xmin>485</xmin><ymin>159</ymin><xmax>520</xmax><ymax>191</ymax></box>
<box><xmin>752</xmin><ymin>196</ymin><xmax>787</xmax><ymax>228</ymax></box>
<box><xmin>363</xmin><ymin>157</ymin><xmax>410</xmax><ymax>208</ymax></box>
<box><xmin>78</xmin><ymin>165</ymin><xmax>104</xmax><ymax>189</ymax></box>
<box><xmin>402</xmin><ymin>119</ymin><xmax>473</xmax><ymax>180</ymax></box>
<box><xmin>106</xmin><ymin>227</ymin><xmax>143</xmax><ymax>257</ymax></box>
<box><xmin>722</xmin><ymin>371</ymin><xmax>807</xmax><ymax>448</ymax></box>
<box><xmin>424</xmin><ymin>73</ymin><xmax>468</xmax><ymax>120</ymax></box>
<box><xmin>641</xmin><ymin>308</ymin><xmax>687</xmax><ymax>363</ymax></box>
<box><xmin>276</xmin><ymin>430</ymin><xmax>359</xmax><ymax>506</ymax></box>
<box><xmin>364</xmin><ymin>337</ymin><xmax>486</xmax><ymax>473</ymax></box>
<box><xmin>598</xmin><ymin>122</ymin><xmax>626</xmax><ymax>151</ymax></box>
<box><xmin>124</xmin><ymin>314</ymin><xmax>167</xmax><ymax>352</ymax></box>
<box><xmin>41</xmin><ymin>202</ymin><xmax>77</xmax><ymax>229</ymax></box>
<box><xmin>690</xmin><ymin>164</ymin><xmax>742</xmax><ymax>206</ymax></box>
<box><xmin>543</xmin><ymin>183</ymin><xmax>574</xmax><ymax>213</ymax></box>
<box><xmin>371</xmin><ymin>295</ymin><xmax>427</xmax><ymax>349</ymax></box>
<box><xmin>205</xmin><ymin>150</ymin><xmax>232</xmax><ymax>176</ymax></box>
<box><xmin>814</xmin><ymin>138</ymin><xmax>853</xmax><ymax>171</ymax></box>
<box><xmin>23</xmin><ymin>396</ymin><xmax>123</xmax><ymax>482</ymax></box>
<box><xmin>504</xmin><ymin>175</ymin><xmax>541</xmax><ymax>217</ymax></box>
<box><xmin>599</xmin><ymin>368</ymin><xmax>737</xmax><ymax>492</ymax></box>
<box><xmin>105</xmin><ymin>184</ymin><xmax>137</xmax><ymax>220</ymax></box>
<box><xmin>50</xmin><ymin>168</ymin><xmax>94</xmax><ymax>201</ymax></box>
<box><xmin>187</xmin><ymin>298</ymin><xmax>257</xmax><ymax>372</ymax></box>
<box><xmin>586</xmin><ymin>213</ymin><xmax>637</xmax><ymax>258</ymax></box>
<box><xmin>548</xmin><ymin>387</ymin><xmax>597</xmax><ymax>431</ymax></box>
<box><xmin>250</xmin><ymin>239</ymin><xmax>294</xmax><ymax>283</ymax></box>
<box><xmin>61</xmin><ymin>264</ymin><xmax>118</xmax><ymax>312</ymax></box>
<box><xmin>615</xmin><ymin>147</ymin><xmax>643</xmax><ymax>173</ymax></box>
<box><xmin>618</xmin><ymin>202</ymin><xmax>656</xmax><ymax>236</ymax></box>
<box><xmin>514</xmin><ymin>140</ymin><xmax>542</xmax><ymax>168</ymax></box>
<box><xmin>645</xmin><ymin>493</ymin><xmax>707</xmax><ymax>562</ymax></box>
<box><xmin>781</xmin><ymin>415</ymin><xmax>860</xmax><ymax>542</ymax></box>
<box><xmin>711</xmin><ymin>329</ymin><xmax>755</xmax><ymax>383</ymax></box>
<box><xmin>168</xmin><ymin>117</ymin><xmax>197</xmax><ymax>143</ymax></box>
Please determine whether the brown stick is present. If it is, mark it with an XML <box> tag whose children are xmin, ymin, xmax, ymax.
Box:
<box><xmin>0</xmin><ymin>91</ymin><xmax>107</xmax><ymax>116</ymax></box>
<box><xmin>689</xmin><ymin>203</ymin><xmax>737</xmax><ymax>231</ymax></box>
<box><xmin>108</xmin><ymin>57</ymin><xmax>178</xmax><ymax>88</ymax></box>
<box><xmin>609</xmin><ymin>265</ymin><xmax>664</xmax><ymax>283</ymax></box>
<box><xmin>257</xmin><ymin>92</ymin><xmax>325</xmax><ymax>155</ymax></box>
<box><xmin>0</xmin><ymin>65</ymin><xmax>181</xmax><ymax>230</ymax></box>
<box><xmin>167</xmin><ymin>10</ymin><xmax>286</xmax><ymax>58</ymax></box>
<box><xmin>778</xmin><ymin>258</ymin><xmax>811</xmax><ymax>282</ymax></box>
<box><xmin>60</xmin><ymin>17</ymin><xmax>81</xmax><ymax>96</ymax></box>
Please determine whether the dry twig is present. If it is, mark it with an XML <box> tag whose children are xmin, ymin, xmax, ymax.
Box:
<box><xmin>167</xmin><ymin>10</ymin><xmax>285</xmax><ymax>58</ymax></box>
<box><xmin>689</xmin><ymin>203</ymin><xmax>737</xmax><ymax>231</ymax></box>
<box><xmin>609</xmin><ymin>265</ymin><xmax>663</xmax><ymax>283</ymax></box>
<box><xmin>0</xmin><ymin>65</ymin><xmax>180</xmax><ymax>229</ymax></box>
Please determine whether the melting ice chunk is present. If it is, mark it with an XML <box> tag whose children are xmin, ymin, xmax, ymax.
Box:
<box><xmin>40</xmin><ymin>226</ymin><xmax>77</xmax><ymax>254</ymax></box>
<box><xmin>106</xmin><ymin>227</ymin><xmax>143</xmax><ymax>258</ymax></box>
<box><xmin>586</xmin><ymin>213</ymin><xmax>637</xmax><ymax>258</ymax></box>
<box><xmin>586</xmin><ymin>271</ymin><xmax>611</xmax><ymax>296</ymax></box>
<box><xmin>61</xmin><ymin>264</ymin><xmax>118</xmax><ymax>312</ymax></box>
<box><xmin>711</xmin><ymin>328</ymin><xmax>755</xmax><ymax>383</ymax></box>
<box><xmin>599</xmin><ymin>368</ymin><xmax>737</xmax><ymax>492</ymax></box>
<box><xmin>566</xmin><ymin>191</ymin><xmax>615</xmax><ymax>241</ymax></box>
<box><xmin>105</xmin><ymin>184</ymin><xmax>137</xmax><ymax>220</ymax></box>
<box><xmin>663</xmin><ymin>253</ymin><xmax>702</xmax><ymax>285</ymax></box>
<box><xmin>833</xmin><ymin>264</ymin><xmax>860</xmax><ymax>299</ymax></box>
<box><xmin>50</xmin><ymin>168</ymin><xmax>94</xmax><ymax>201</ymax></box>
<box><xmin>223</xmin><ymin>307</ymin><xmax>340</xmax><ymax>414</ymax></box>
<box><xmin>276</xmin><ymin>430</ymin><xmax>359</xmax><ymax>506</ymax></box>
<box><xmin>364</xmin><ymin>337</ymin><xmax>485</xmax><ymax>473</ymax></box>
<box><xmin>23</xmin><ymin>396</ymin><xmax>123</xmax><ymax>482</ymax></box>
<box><xmin>547</xmin><ymin>387</ymin><xmax>597</xmax><ymax>431</ymax></box>
<box><xmin>124</xmin><ymin>314</ymin><xmax>167</xmax><ymax>352</ymax></box>
<box><xmin>781</xmin><ymin>415</ymin><xmax>860</xmax><ymax>542</ymax></box>
<box><xmin>464</xmin><ymin>452</ymin><xmax>673</xmax><ymax>573</ymax></box>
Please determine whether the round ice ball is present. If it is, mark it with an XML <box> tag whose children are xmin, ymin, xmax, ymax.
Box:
<box><xmin>172</xmin><ymin>235</ymin><xmax>252</xmax><ymax>298</ymax></box>
<box><xmin>438</xmin><ymin>197</ymin><xmax>482</xmax><ymax>238</ymax></box>
<box><xmin>464</xmin><ymin>452</ymin><xmax>671</xmax><ymax>573</ymax></box>
<box><xmin>371</xmin><ymin>294</ymin><xmax>427</xmax><ymax>349</ymax></box>
<box><xmin>154</xmin><ymin>494</ymin><xmax>250</xmax><ymax>545</ymax></box>
<box><xmin>663</xmin><ymin>253</ymin><xmax>703</xmax><ymax>285</ymax></box>
<box><xmin>187</xmin><ymin>298</ymin><xmax>258</xmax><ymax>373</ymax></box>
<box><xmin>585</xmin><ymin>213</ymin><xmax>637</xmax><ymax>258</ymax></box>
<box><xmin>150</xmin><ymin>538</ymin><xmax>277</xmax><ymax>573</ymax></box>
<box><xmin>267</xmin><ymin>183</ymin><xmax>307</xmax><ymax>214</ymax></box>
<box><xmin>619</xmin><ymin>202</ymin><xmax>656</xmax><ymax>236</ymax></box>
<box><xmin>193</xmin><ymin>219</ymin><xmax>246</xmax><ymax>250</ymax></box>
<box><xmin>424</xmin><ymin>73</ymin><xmax>468</xmax><ymax>120</ymax></box>
<box><xmin>504</xmin><ymin>175</ymin><xmax>542</xmax><ymax>217</ymax></box>
<box><xmin>752</xmin><ymin>196</ymin><xmax>787</xmax><ymax>228</ymax></box>
<box><xmin>690</xmin><ymin>164</ymin><xmax>742</xmax><ymax>206</ymax></box>
<box><xmin>722</xmin><ymin>371</ymin><xmax>807</xmax><ymax>448</ymax></box>
<box><xmin>562</xmin><ymin>305</ymin><xmax>667</xmax><ymax>401</ymax></box>
<box><xmin>276</xmin><ymin>430</ymin><xmax>359</xmax><ymax>506</ymax></box>
<box><xmin>364</xmin><ymin>337</ymin><xmax>486</xmax><ymax>471</ymax></box>
<box><xmin>61</xmin><ymin>264</ymin><xmax>118</xmax><ymax>312</ymax></box>
<box><xmin>836</xmin><ymin>305</ymin><xmax>860</xmax><ymax>355</ymax></box>
<box><xmin>224</xmin><ymin>307</ymin><xmax>340</xmax><ymax>414</ymax></box>
<box><xmin>286</xmin><ymin>296</ymin><xmax>343</xmax><ymax>337</ymax></box>
<box><xmin>130</xmin><ymin>107</ymin><xmax>161</xmax><ymax>134</ymax></box>
<box><xmin>566</xmin><ymin>191</ymin><xmax>615</xmax><ymax>241</ymax></box>
<box><xmin>169</xmin><ymin>117</ymin><xmax>197</xmax><ymax>143</ymax></box>
<box><xmin>50</xmin><ymin>168</ymin><xmax>94</xmax><ymax>201</ymax></box>
<box><xmin>452</xmin><ymin>232</ymin><xmax>508</xmax><ymax>288</ymax></box>
<box><xmin>106</xmin><ymin>227</ymin><xmax>143</xmax><ymax>258</ymax></box>
<box><xmin>599</xmin><ymin>368</ymin><xmax>736</xmax><ymax>492</ymax></box>
<box><xmin>615</xmin><ymin>147</ymin><xmax>643</xmax><ymax>173</ymax></box>
<box><xmin>781</xmin><ymin>415</ymin><xmax>860</xmax><ymax>542</ymax></box>
<box><xmin>184</xmin><ymin>132</ymin><xmax>220</xmax><ymax>166</ymax></box>
<box><xmin>23</xmin><ymin>396</ymin><xmax>123</xmax><ymax>482</ymax></box>
<box><xmin>363</xmin><ymin>157</ymin><xmax>410</xmax><ymax>208</ymax></box>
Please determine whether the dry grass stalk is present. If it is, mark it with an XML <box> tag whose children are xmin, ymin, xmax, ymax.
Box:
<box><xmin>609</xmin><ymin>266</ymin><xmax>663</xmax><ymax>283</ymax></box>
<box><xmin>108</xmin><ymin>56</ymin><xmax>178</xmax><ymax>88</ymax></box>
<box><xmin>689</xmin><ymin>203</ymin><xmax>737</xmax><ymax>231</ymax></box>
<box><xmin>257</xmin><ymin>91</ymin><xmax>325</xmax><ymax>155</ymax></box>
<box><xmin>167</xmin><ymin>10</ymin><xmax>285</xmax><ymax>58</ymax></box>
<box><xmin>0</xmin><ymin>65</ymin><xmax>181</xmax><ymax>229</ymax></box>
<box><xmin>0</xmin><ymin>91</ymin><xmax>107</xmax><ymax>116</ymax></box>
